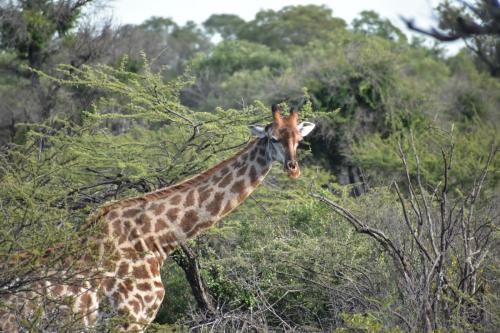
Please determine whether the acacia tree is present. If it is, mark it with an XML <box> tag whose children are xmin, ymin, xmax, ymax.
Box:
<box><xmin>0</xmin><ymin>59</ymin><xmax>267</xmax><ymax>330</ymax></box>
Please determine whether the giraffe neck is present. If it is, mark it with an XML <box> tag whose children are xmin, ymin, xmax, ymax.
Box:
<box><xmin>167</xmin><ymin>138</ymin><xmax>271</xmax><ymax>238</ymax></box>
<box><xmin>107</xmin><ymin>138</ymin><xmax>273</xmax><ymax>260</ymax></box>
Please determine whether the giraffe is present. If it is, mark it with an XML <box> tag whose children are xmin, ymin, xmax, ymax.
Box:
<box><xmin>0</xmin><ymin>105</ymin><xmax>315</xmax><ymax>332</ymax></box>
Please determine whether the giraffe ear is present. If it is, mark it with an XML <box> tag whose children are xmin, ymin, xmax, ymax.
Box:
<box><xmin>249</xmin><ymin>125</ymin><xmax>267</xmax><ymax>138</ymax></box>
<box><xmin>298</xmin><ymin>121</ymin><xmax>315</xmax><ymax>137</ymax></box>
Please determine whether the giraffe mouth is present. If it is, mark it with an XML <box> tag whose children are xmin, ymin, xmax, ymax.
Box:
<box><xmin>285</xmin><ymin>160</ymin><xmax>300</xmax><ymax>179</ymax></box>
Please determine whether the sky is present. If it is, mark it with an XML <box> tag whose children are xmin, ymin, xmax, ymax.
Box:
<box><xmin>105</xmin><ymin>0</ymin><xmax>463</xmax><ymax>53</ymax></box>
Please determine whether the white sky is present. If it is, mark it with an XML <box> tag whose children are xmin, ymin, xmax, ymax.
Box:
<box><xmin>105</xmin><ymin>0</ymin><xmax>463</xmax><ymax>53</ymax></box>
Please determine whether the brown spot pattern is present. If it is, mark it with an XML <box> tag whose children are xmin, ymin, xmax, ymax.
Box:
<box><xmin>112</xmin><ymin>219</ymin><xmax>122</xmax><ymax>237</ymax></box>
<box><xmin>256</xmin><ymin>157</ymin><xmax>267</xmax><ymax>166</ymax></box>
<box><xmin>185</xmin><ymin>190</ymin><xmax>195</xmax><ymax>207</ymax></box>
<box><xmin>137</xmin><ymin>283</ymin><xmax>152</xmax><ymax>291</ymax></box>
<box><xmin>133</xmin><ymin>265</ymin><xmax>149</xmax><ymax>279</ymax></box>
<box><xmin>123</xmin><ymin>220</ymin><xmax>132</xmax><ymax>230</ymax></box>
<box><xmin>160</xmin><ymin>231</ymin><xmax>177</xmax><ymax>246</ymax></box>
<box><xmin>153</xmin><ymin>203</ymin><xmax>165</xmax><ymax>215</ymax></box>
<box><xmin>145</xmin><ymin>236</ymin><xmax>159</xmax><ymax>252</ymax></box>
<box><xmin>155</xmin><ymin>218</ymin><xmax>168</xmax><ymax>232</ymax></box>
<box><xmin>250</xmin><ymin>149</ymin><xmax>258</xmax><ymax>160</ymax></box>
<box><xmin>142</xmin><ymin>220</ymin><xmax>151</xmax><ymax>234</ymax></box>
<box><xmin>169</xmin><ymin>195</ymin><xmax>182</xmax><ymax>205</ymax></box>
<box><xmin>108</xmin><ymin>211</ymin><xmax>119</xmax><ymax>220</ymax></box>
<box><xmin>148</xmin><ymin>258</ymin><xmax>160</xmax><ymax>276</ymax></box>
<box><xmin>124</xmin><ymin>279</ymin><xmax>134</xmax><ymax>292</ymax></box>
<box><xmin>133</xmin><ymin>241</ymin><xmax>145</xmax><ymax>252</ymax></box>
<box><xmin>218</xmin><ymin>173</ymin><xmax>233</xmax><ymax>188</ymax></box>
<box><xmin>206</xmin><ymin>192</ymin><xmax>224</xmax><ymax>216</ymax></box>
<box><xmin>117</xmin><ymin>262</ymin><xmax>129</xmax><ymax>276</ymax></box>
<box><xmin>118</xmin><ymin>283</ymin><xmax>130</xmax><ymax>299</ymax></box>
<box><xmin>236</xmin><ymin>165</ymin><xmax>248</xmax><ymax>176</ymax></box>
<box><xmin>166</xmin><ymin>208</ymin><xmax>179</xmax><ymax>221</ymax></box>
<box><xmin>135</xmin><ymin>293</ymin><xmax>145</xmax><ymax>309</ymax></box>
<box><xmin>186</xmin><ymin>220</ymin><xmax>213</xmax><ymax>238</ymax></box>
<box><xmin>211</xmin><ymin>174</ymin><xmax>222</xmax><ymax>183</ymax></box>
<box><xmin>80</xmin><ymin>293</ymin><xmax>92</xmax><ymax>311</ymax></box>
<box><xmin>180</xmin><ymin>210</ymin><xmax>199</xmax><ymax>232</ymax></box>
<box><xmin>159</xmin><ymin>231</ymin><xmax>177</xmax><ymax>245</ymax></box>
<box><xmin>136</xmin><ymin>214</ymin><xmax>151</xmax><ymax>229</ymax></box>
<box><xmin>112</xmin><ymin>292</ymin><xmax>122</xmax><ymax>304</ymax></box>
<box><xmin>231</xmin><ymin>180</ymin><xmax>245</xmax><ymax>194</ymax></box>
<box><xmin>219</xmin><ymin>166</ymin><xmax>229</xmax><ymax>176</ymax></box>
<box><xmin>129</xmin><ymin>228</ymin><xmax>140</xmax><ymax>241</ymax></box>
<box><xmin>249</xmin><ymin>166</ymin><xmax>259</xmax><ymax>185</ymax></box>
<box><xmin>122</xmin><ymin>247</ymin><xmax>140</xmax><ymax>260</ymax></box>
<box><xmin>123</xmin><ymin>208</ymin><xmax>141</xmax><ymax>218</ymax></box>
<box><xmin>129</xmin><ymin>300</ymin><xmax>140</xmax><ymax>313</ymax></box>
<box><xmin>198</xmin><ymin>187</ymin><xmax>212</xmax><ymax>204</ymax></box>
<box><xmin>103</xmin><ymin>278</ymin><xmax>115</xmax><ymax>292</ymax></box>
<box><xmin>68</xmin><ymin>284</ymin><xmax>80</xmax><ymax>295</ymax></box>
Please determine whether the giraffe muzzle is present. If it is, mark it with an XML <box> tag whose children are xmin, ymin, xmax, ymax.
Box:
<box><xmin>285</xmin><ymin>160</ymin><xmax>300</xmax><ymax>179</ymax></box>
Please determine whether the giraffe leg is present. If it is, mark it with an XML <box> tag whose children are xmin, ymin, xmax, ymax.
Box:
<box><xmin>116</xmin><ymin>281</ymin><xmax>165</xmax><ymax>332</ymax></box>
<box><xmin>99</xmin><ymin>275</ymin><xmax>165</xmax><ymax>332</ymax></box>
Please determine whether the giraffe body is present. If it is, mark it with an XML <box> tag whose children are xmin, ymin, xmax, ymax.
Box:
<box><xmin>0</xmin><ymin>106</ymin><xmax>315</xmax><ymax>332</ymax></box>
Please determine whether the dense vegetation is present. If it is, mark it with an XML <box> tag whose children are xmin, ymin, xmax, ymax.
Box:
<box><xmin>0</xmin><ymin>1</ymin><xmax>498</xmax><ymax>332</ymax></box>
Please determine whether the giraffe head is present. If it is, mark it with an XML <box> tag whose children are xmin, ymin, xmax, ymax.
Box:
<box><xmin>250</xmin><ymin>104</ymin><xmax>315</xmax><ymax>179</ymax></box>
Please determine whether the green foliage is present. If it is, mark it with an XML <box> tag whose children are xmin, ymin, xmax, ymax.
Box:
<box><xmin>203</xmin><ymin>14</ymin><xmax>246</xmax><ymax>40</ymax></box>
<box><xmin>353</xmin><ymin>123</ymin><xmax>499</xmax><ymax>189</ymax></box>
<box><xmin>194</xmin><ymin>40</ymin><xmax>289</xmax><ymax>75</ymax></box>
<box><xmin>202</xmin><ymin>5</ymin><xmax>347</xmax><ymax>49</ymax></box>
<box><xmin>237</xmin><ymin>5</ymin><xmax>346</xmax><ymax>50</ymax></box>
<box><xmin>140</xmin><ymin>17</ymin><xmax>177</xmax><ymax>33</ymax></box>
<box><xmin>352</xmin><ymin>10</ymin><xmax>407</xmax><ymax>42</ymax></box>
<box><xmin>0</xmin><ymin>0</ymin><xmax>88</xmax><ymax>65</ymax></box>
<box><xmin>0</xmin><ymin>58</ymin><xmax>269</xmax><ymax>330</ymax></box>
<box><xmin>154</xmin><ymin>259</ymin><xmax>194</xmax><ymax>324</ymax></box>
<box><xmin>1</xmin><ymin>3</ymin><xmax>499</xmax><ymax>332</ymax></box>
<box><xmin>178</xmin><ymin>168</ymin><xmax>391</xmax><ymax>330</ymax></box>
<box><xmin>336</xmin><ymin>312</ymin><xmax>403</xmax><ymax>333</ymax></box>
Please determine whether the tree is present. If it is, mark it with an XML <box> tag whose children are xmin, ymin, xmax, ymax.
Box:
<box><xmin>352</xmin><ymin>10</ymin><xmax>407</xmax><ymax>42</ymax></box>
<box><xmin>112</xmin><ymin>18</ymin><xmax>211</xmax><ymax>77</ymax></box>
<box><xmin>236</xmin><ymin>5</ymin><xmax>346</xmax><ymax>50</ymax></box>
<box><xmin>0</xmin><ymin>59</ymin><xmax>267</xmax><ymax>330</ymax></box>
<box><xmin>403</xmin><ymin>0</ymin><xmax>500</xmax><ymax>77</ymax></box>
<box><xmin>181</xmin><ymin>40</ymin><xmax>290</xmax><ymax>109</ymax></box>
<box><xmin>203</xmin><ymin>14</ymin><xmax>246</xmax><ymax>40</ymax></box>
<box><xmin>0</xmin><ymin>0</ymin><xmax>93</xmax><ymax>69</ymax></box>
<box><xmin>0</xmin><ymin>0</ymin><xmax>113</xmax><ymax>143</ymax></box>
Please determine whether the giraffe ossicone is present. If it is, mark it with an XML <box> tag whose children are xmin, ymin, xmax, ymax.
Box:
<box><xmin>0</xmin><ymin>105</ymin><xmax>315</xmax><ymax>332</ymax></box>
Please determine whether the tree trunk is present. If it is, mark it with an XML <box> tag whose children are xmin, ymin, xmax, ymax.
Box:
<box><xmin>171</xmin><ymin>243</ymin><xmax>216</xmax><ymax>316</ymax></box>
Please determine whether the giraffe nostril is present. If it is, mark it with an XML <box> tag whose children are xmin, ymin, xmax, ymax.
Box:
<box><xmin>287</xmin><ymin>160</ymin><xmax>298</xmax><ymax>170</ymax></box>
